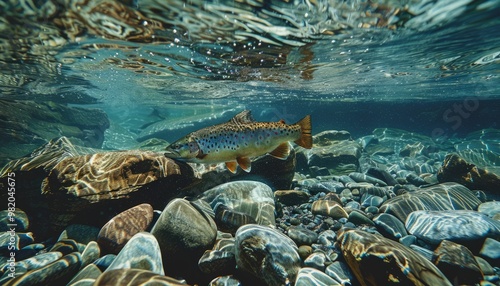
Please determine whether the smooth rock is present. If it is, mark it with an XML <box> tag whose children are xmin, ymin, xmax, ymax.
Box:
<box><xmin>209</xmin><ymin>275</ymin><xmax>241</xmax><ymax>286</ymax></box>
<box><xmin>0</xmin><ymin>232</ymin><xmax>34</xmax><ymax>253</ymax></box>
<box><xmin>295</xmin><ymin>267</ymin><xmax>341</xmax><ymax>286</ymax></box>
<box><xmin>198</xmin><ymin>250</ymin><xmax>235</xmax><ymax>276</ymax></box>
<box><xmin>94</xmin><ymin>269</ymin><xmax>188</xmax><ymax>285</ymax></box>
<box><xmin>366</xmin><ymin>167</ymin><xmax>398</xmax><ymax>186</ymax></box>
<box><xmin>373</xmin><ymin>213</ymin><xmax>408</xmax><ymax>240</ymax></box>
<box><xmin>317</xmin><ymin>230</ymin><xmax>336</xmax><ymax>247</ymax></box>
<box><xmin>347</xmin><ymin>211</ymin><xmax>374</xmax><ymax>226</ymax></box>
<box><xmin>479</xmin><ymin>201</ymin><xmax>500</xmax><ymax>217</ymax></box>
<box><xmin>80</xmin><ymin>241</ymin><xmax>100</xmax><ymax>270</ymax></box>
<box><xmin>298</xmin><ymin>245</ymin><xmax>313</xmax><ymax>260</ymax></box>
<box><xmin>480</xmin><ymin>238</ymin><xmax>500</xmax><ymax>262</ymax></box>
<box><xmin>288</xmin><ymin>226</ymin><xmax>318</xmax><ymax>246</ymax></box>
<box><xmin>67</xmin><ymin>264</ymin><xmax>102</xmax><ymax>286</ymax></box>
<box><xmin>106</xmin><ymin>232</ymin><xmax>163</xmax><ymax>274</ymax></box>
<box><xmin>406</xmin><ymin>210</ymin><xmax>500</xmax><ymax>245</ymax></box>
<box><xmin>151</xmin><ymin>198</ymin><xmax>217</xmax><ymax>281</ymax></box>
<box><xmin>311</xmin><ymin>200</ymin><xmax>348</xmax><ymax>219</ymax></box>
<box><xmin>93</xmin><ymin>254</ymin><xmax>116</xmax><ymax>272</ymax></box>
<box><xmin>214</xmin><ymin>204</ymin><xmax>256</xmax><ymax>234</ymax></box>
<box><xmin>337</xmin><ymin>229</ymin><xmax>452</xmax><ymax>286</ymax></box>
<box><xmin>274</xmin><ymin>190</ymin><xmax>311</xmax><ymax>206</ymax></box>
<box><xmin>5</xmin><ymin>252</ymin><xmax>82</xmax><ymax>286</ymax></box>
<box><xmin>304</xmin><ymin>252</ymin><xmax>327</xmax><ymax>271</ymax></box>
<box><xmin>325</xmin><ymin>261</ymin><xmax>354</xmax><ymax>286</ymax></box>
<box><xmin>380</xmin><ymin>182</ymin><xmax>481</xmax><ymax>222</ymax></box>
<box><xmin>201</xmin><ymin>181</ymin><xmax>275</xmax><ymax>228</ymax></box>
<box><xmin>433</xmin><ymin>240</ymin><xmax>482</xmax><ymax>285</ymax></box>
<box><xmin>349</xmin><ymin>172</ymin><xmax>387</xmax><ymax>186</ymax></box>
<box><xmin>234</xmin><ymin>224</ymin><xmax>300</xmax><ymax>285</ymax></box>
<box><xmin>98</xmin><ymin>203</ymin><xmax>154</xmax><ymax>254</ymax></box>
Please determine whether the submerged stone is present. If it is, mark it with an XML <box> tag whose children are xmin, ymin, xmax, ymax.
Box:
<box><xmin>406</xmin><ymin>210</ymin><xmax>500</xmax><ymax>245</ymax></box>
<box><xmin>337</xmin><ymin>229</ymin><xmax>451</xmax><ymax>286</ymax></box>
<box><xmin>380</xmin><ymin>182</ymin><xmax>481</xmax><ymax>222</ymax></box>
<box><xmin>234</xmin><ymin>224</ymin><xmax>300</xmax><ymax>285</ymax></box>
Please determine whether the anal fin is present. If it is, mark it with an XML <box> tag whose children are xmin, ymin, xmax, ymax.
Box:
<box><xmin>236</xmin><ymin>157</ymin><xmax>252</xmax><ymax>172</ymax></box>
<box><xmin>225</xmin><ymin>161</ymin><xmax>238</xmax><ymax>174</ymax></box>
<box><xmin>269</xmin><ymin>142</ymin><xmax>290</xmax><ymax>160</ymax></box>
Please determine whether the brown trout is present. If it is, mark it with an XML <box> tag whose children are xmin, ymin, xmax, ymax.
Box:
<box><xmin>164</xmin><ymin>110</ymin><xmax>312</xmax><ymax>173</ymax></box>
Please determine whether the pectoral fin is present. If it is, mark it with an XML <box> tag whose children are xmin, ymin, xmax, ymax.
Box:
<box><xmin>269</xmin><ymin>142</ymin><xmax>290</xmax><ymax>160</ymax></box>
<box><xmin>236</xmin><ymin>156</ymin><xmax>252</xmax><ymax>172</ymax></box>
<box><xmin>225</xmin><ymin>161</ymin><xmax>238</xmax><ymax>174</ymax></box>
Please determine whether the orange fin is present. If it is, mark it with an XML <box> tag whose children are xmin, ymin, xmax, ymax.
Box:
<box><xmin>269</xmin><ymin>142</ymin><xmax>290</xmax><ymax>160</ymax></box>
<box><xmin>225</xmin><ymin>161</ymin><xmax>238</xmax><ymax>174</ymax></box>
<box><xmin>236</xmin><ymin>157</ymin><xmax>252</xmax><ymax>172</ymax></box>
<box><xmin>293</xmin><ymin>115</ymin><xmax>312</xmax><ymax>149</ymax></box>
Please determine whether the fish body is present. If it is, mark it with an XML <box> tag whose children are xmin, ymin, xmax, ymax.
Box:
<box><xmin>164</xmin><ymin>110</ymin><xmax>312</xmax><ymax>173</ymax></box>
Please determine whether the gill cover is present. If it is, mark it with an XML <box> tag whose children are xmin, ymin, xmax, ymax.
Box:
<box><xmin>164</xmin><ymin>136</ymin><xmax>201</xmax><ymax>160</ymax></box>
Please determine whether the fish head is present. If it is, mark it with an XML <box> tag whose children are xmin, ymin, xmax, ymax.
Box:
<box><xmin>164</xmin><ymin>136</ymin><xmax>201</xmax><ymax>160</ymax></box>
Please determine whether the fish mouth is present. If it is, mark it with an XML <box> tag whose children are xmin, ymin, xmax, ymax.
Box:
<box><xmin>164</xmin><ymin>150</ymin><xmax>180</xmax><ymax>158</ymax></box>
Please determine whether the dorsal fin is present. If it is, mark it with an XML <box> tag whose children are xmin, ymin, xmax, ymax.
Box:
<box><xmin>229</xmin><ymin>110</ymin><xmax>254</xmax><ymax>125</ymax></box>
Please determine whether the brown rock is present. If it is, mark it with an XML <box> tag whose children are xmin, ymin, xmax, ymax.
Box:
<box><xmin>274</xmin><ymin>190</ymin><xmax>310</xmax><ymax>206</ymax></box>
<box><xmin>433</xmin><ymin>240</ymin><xmax>482</xmax><ymax>285</ymax></box>
<box><xmin>311</xmin><ymin>200</ymin><xmax>348</xmax><ymax>219</ymax></box>
<box><xmin>97</xmin><ymin>203</ymin><xmax>154</xmax><ymax>254</ymax></box>
<box><xmin>438</xmin><ymin>153</ymin><xmax>500</xmax><ymax>199</ymax></box>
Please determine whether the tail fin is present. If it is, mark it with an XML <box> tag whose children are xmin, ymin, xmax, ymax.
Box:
<box><xmin>294</xmin><ymin>115</ymin><xmax>312</xmax><ymax>149</ymax></box>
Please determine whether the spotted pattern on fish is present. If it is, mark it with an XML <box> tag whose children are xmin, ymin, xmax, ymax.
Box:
<box><xmin>164</xmin><ymin>110</ymin><xmax>312</xmax><ymax>173</ymax></box>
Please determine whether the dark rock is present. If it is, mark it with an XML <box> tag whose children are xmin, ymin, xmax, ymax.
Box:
<box><xmin>347</xmin><ymin>211</ymin><xmax>374</xmax><ymax>226</ymax></box>
<box><xmin>288</xmin><ymin>226</ymin><xmax>318</xmax><ymax>246</ymax></box>
<box><xmin>94</xmin><ymin>269</ymin><xmax>188</xmax><ymax>285</ymax></box>
<box><xmin>433</xmin><ymin>240</ymin><xmax>482</xmax><ymax>285</ymax></box>
<box><xmin>366</xmin><ymin>167</ymin><xmax>398</xmax><ymax>186</ymax></box>
<box><xmin>349</xmin><ymin>172</ymin><xmax>387</xmax><ymax>186</ymax></box>
<box><xmin>97</xmin><ymin>203</ymin><xmax>154</xmax><ymax>254</ymax></box>
<box><xmin>406</xmin><ymin>210</ymin><xmax>500</xmax><ymax>245</ymax></box>
<box><xmin>437</xmin><ymin>153</ymin><xmax>500</xmax><ymax>200</ymax></box>
<box><xmin>209</xmin><ymin>275</ymin><xmax>241</xmax><ymax>286</ymax></box>
<box><xmin>234</xmin><ymin>224</ymin><xmax>300</xmax><ymax>285</ymax></box>
<box><xmin>0</xmin><ymin>232</ymin><xmax>34</xmax><ymax>253</ymax></box>
<box><xmin>380</xmin><ymin>182</ymin><xmax>481</xmax><ymax>222</ymax></box>
<box><xmin>151</xmin><ymin>198</ymin><xmax>217</xmax><ymax>282</ymax></box>
<box><xmin>0</xmin><ymin>139</ymin><xmax>196</xmax><ymax>239</ymax></box>
<box><xmin>49</xmin><ymin>239</ymin><xmax>79</xmax><ymax>255</ymax></box>
<box><xmin>337</xmin><ymin>229</ymin><xmax>451</xmax><ymax>286</ymax></box>
<box><xmin>274</xmin><ymin>190</ymin><xmax>311</xmax><ymax>206</ymax></box>
<box><xmin>373</xmin><ymin>213</ymin><xmax>408</xmax><ymax>240</ymax></box>
<box><xmin>405</xmin><ymin>172</ymin><xmax>427</xmax><ymax>186</ymax></box>
<box><xmin>93</xmin><ymin>254</ymin><xmax>116</xmax><ymax>272</ymax></box>
<box><xmin>58</xmin><ymin>224</ymin><xmax>100</xmax><ymax>246</ymax></box>
<box><xmin>198</xmin><ymin>250</ymin><xmax>236</xmax><ymax>276</ymax></box>
<box><xmin>214</xmin><ymin>204</ymin><xmax>256</xmax><ymax>234</ymax></box>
